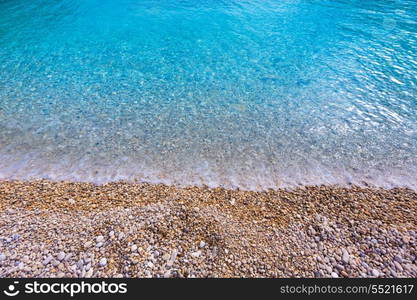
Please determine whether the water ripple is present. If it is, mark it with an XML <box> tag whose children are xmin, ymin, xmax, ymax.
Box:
<box><xmin>0</xmin><ymin>0</ymin><xmax>416</xmax><ymax>190</ymax></box>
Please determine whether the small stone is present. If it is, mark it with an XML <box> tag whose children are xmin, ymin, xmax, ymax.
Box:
<box><xmin>144</xmin><ymin>270</ymin><xmax>151</xmax><ymax>277</ymax></box>
<box><xmin>164</xmin><ymin>270</ymin><xmax>171</xmax><ymax>278</ymax></box>
<box><xmin>191</xmin><ymin>251</ymin><xmax>202</xmax><ymax>258</ymax></box>
<box><xmin>0</xmin><ymin>254</ymin><xmax>6</xmax><ymax>261</ymax></box>
<box><xmin>76</xmin><ymin>260</ymin><xmax>84</xmax><ymax>269</ymax></box>
<box><xmin>341</xmin><ymin>248</ymin><xmax>350</xmax><ymax>264</ymax></box>
<box><xmin>162</xmin><ymin>253</ymin><xmax>171</xmax><ymax>261</ymax></box>
<box><xmin>85</xmin><ymin>268</ymin><xmax>94</xmax><ymax>278</ymax></box>
<box><xmin>96</xmin><ymin>242</ymin><xmax>103</xmax><ymax>248</ymax></box>
<box><xmin>167</xmin><ymin>249</ymin><xmax>178</xmax><ymax>266</ymax></box>
<box><xmin>42</xmin><ymin>255</ymin><xmax>53</xmax><ymax>265</ymax></box>
<box><xmin>404</xmin><ymin>264</ymin><xmax>415</xmax><ymax>273</ymax></box>
<box><xmin>52</xmin><ymin>260</ymin><xmax>60</xmax><ymax>267</ymax></box>
<box><xmin>199</xmin><ymin>241</ymin><xmax>206</xmax><ymax>248</ymax></box>
<box><xmin>68</xmin><ymin>199</ymin><xmax>76</xmax><ymax>205</ymax></box>
<box><xmin>131</xmin><ymin>245</ymin><xmax>138</xmax><ymax>252</ymax></box>
<box><xmin>331</xmin><ymin>272</ymin><xmax>339</xmax><ymax>278</ymax></box>
<box><xmin>96</xmin><ymin>236</ymin><xmax>104</xmax><ymax>243</ymax></box>
<box><xmin>170</xmin><ymin>250</ymin><xmax>178</xmax><ymax>261</ymax></box>
<box><xmin>57</xmin><ymin>252</ymin><xmax>65</xmax><ymax>261</ymax></box>
<box><xmin>99</xmin><ymin>258</ymin><xmax>107</xmax><ymax>267</ymax></box>
<box><xmin>394</xmin><ymin>261</ymin><xmax>403</xmax><ymax>272</ymax></box>
<box><xmin>372</xmin><ymin>269</ymin><xmax>380</xmax><ymax>277</ymax></box>
<box><xmin>84</xmin><ymin>241</ymin><xmax>92</xmax><ymax>248</ymax></box>
<box><xmin>85</xmin><ymin>263</ymin><xmax>91</xmax><ymax>271</ymax></box>
<box><xmin>393</xmin><ymin>255</ymin><xmax>403</xmax><ymax>263</ymax></box>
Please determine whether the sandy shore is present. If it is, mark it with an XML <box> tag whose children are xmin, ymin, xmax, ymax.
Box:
<box><xmin>0</xmin><ymin>180</ymin><xmax>416</xmax><ymax>278</ymax></box>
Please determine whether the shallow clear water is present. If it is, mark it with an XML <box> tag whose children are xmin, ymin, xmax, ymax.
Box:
<box><xmin>0</xmin><ymin>0</ymin><xmax>416</xmax><ymax>190</ymax></box>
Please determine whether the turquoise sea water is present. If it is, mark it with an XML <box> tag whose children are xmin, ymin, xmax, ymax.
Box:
<box><xmin>0</xmin><ymin>0</ymin><xmax>416</xmax><ymax>190</ymax></box>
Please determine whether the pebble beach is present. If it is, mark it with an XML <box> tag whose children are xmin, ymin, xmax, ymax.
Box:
<box><xmin>0</xmin><ymin>180</ymin><xmax>416</xmax><ymax>278</ymax></box>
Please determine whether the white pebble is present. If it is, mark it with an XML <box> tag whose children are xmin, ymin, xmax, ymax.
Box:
<box><xmin>164</xmin><ymin>270</ymin><xmax>171</xmax><ymax>278</ymax></box>
<box><xmin>191</xmin><ymin>251</ymin><xmax>202</xmax><ymax>258</ymax></box>
<box><xmin>96</xmin><ymin>236</ymin><xmax>104</xmax><ymax>243</ymax></box>
<box><xmin>42</xmin><ymin>255</ymin><xmax>53</xmax><ymax>265</ymax></box>
<box><xmin>57</xmin><ymin>252</ymin><xmax>66</xmax><ymax>261</ymax></box>
<box><xmin>341</xmin><ymin>248</ymin><xmax>350</xmax><ymax>264</ymax></box>
<box><xmin>99</xmin><ymin>258</ymin><xmax>107</xmax><ymax>267</ymax></box>
<box><xmin>85</xmin><ymin>268</ymin><xmax>94</xmax><ymax>278</ymax></box>
<box><xmin>170</xmin><ymin>250</ymin><xmax>178</xmax><ymax>261</ymax></box>
<box><xmin>166</xmin><ymin>249</ymin><xmax>178</xmax><ymax>266</ymax></box>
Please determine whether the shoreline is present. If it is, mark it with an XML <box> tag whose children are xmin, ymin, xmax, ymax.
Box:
<box><xmin>0</xmin><ymin>179</ymin><xmax>416</xmax><ymax>278</ymax></box>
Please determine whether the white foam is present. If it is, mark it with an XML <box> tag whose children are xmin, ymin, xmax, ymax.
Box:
<box><xmin>0</xmin><ymin>150</ymin><xmax>416</xmax><ymax>191</ymax></box>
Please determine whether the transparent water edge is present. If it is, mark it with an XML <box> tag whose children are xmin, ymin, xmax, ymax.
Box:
<box><xmin>1</xmin><ymin>0</ymin><xmax>416</xmax><ymax>191</ymax></box>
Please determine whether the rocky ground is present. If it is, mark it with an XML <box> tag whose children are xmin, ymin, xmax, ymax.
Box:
<box><xmin>0</xmin><ymin>180</ymin><xmax>416</xmax><ymax>278</ymax></box>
